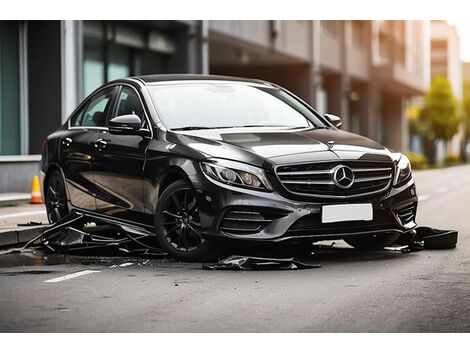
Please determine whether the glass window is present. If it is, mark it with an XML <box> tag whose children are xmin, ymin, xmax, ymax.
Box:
<box><xmin>83</xmin><ymin>40</ymin><xmax>105</xmax><ymax>97</ymax></box>
<box><xmin>108</xmin><ymin>45</ymin><xmax>130</xmax><ymax>82</ymax></box>
<box><xmin>149</xmin><ymin>83</ymin><xmax>326</xmax><ymax>130</ymax></box>
<box><xmin>115</xmin><ymin>87</ymin><xmax>145</xmax><ymax>121</ymax></box>
<box><xmin>0</xmin><ymin>21</ymin><xmax>20</xmax><ymax>155</ymax></box>
<box><xmin>81</xmin><ymin>89</ymin><xmax>114</xmax><ymax>127</ymax></box>
<box><xmin>70</xmin><ymin>103</ymin><xmax>88</xmax><ymax>127</ymax></box>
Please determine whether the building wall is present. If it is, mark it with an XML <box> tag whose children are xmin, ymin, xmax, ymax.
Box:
<box><xmin>431</xmin><ymin>20</ymin><xmax>462</xmax><ymax>99</ymax></box>
<box><xmin>430</xmin><ymin>20</ymin><xmax>463</xmax><ymax>157</ymax></box>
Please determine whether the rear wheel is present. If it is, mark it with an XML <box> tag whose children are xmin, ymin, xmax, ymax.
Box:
<box><xmin>154</xmin><ymin>179</ymin><xmax>223</xmax><ymax>262</ymax></box>
<box><xmin>44</xmin><ymin>170</ymin><xmax>69</xmax><ymax>223</ymax></box>
<box><xmin>344</xmin><ymin>233</ymin><xmax>399</xmax><ymax>250</ymax></box>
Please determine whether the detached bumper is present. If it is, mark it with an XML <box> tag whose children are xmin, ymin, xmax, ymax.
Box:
<box><xmin>193</xmin><ymin>173</ymin><xmax>418</xmax><ymax>243</ymax></box>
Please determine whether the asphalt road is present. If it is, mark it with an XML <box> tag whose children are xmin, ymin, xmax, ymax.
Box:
<box><xmin>0</xmin><ymin>165</ymin><xmax>470</xmax><ymax>332</ymax></box>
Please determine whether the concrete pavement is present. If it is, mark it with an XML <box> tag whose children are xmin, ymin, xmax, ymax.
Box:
<box><xmin>0</xmin><ymin>165</ymin><xmax>469</xmax><ymax>332</ymax></box>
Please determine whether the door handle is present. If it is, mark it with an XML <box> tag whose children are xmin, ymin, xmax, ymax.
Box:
<box><xmin>61</xmin><ymin>137</ymin><xmax>72</xmax><ymax>147</ymax></box>
<box><xmin>94</xmin><ymin>138</ymin><xmax>108</xmax><ymax>150</ymax></box>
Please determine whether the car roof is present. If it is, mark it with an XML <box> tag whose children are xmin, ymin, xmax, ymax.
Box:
<box><xmin>128</xmin><ymin>74</ymin><xmax>274</xmax><ymax>86</ymax></box>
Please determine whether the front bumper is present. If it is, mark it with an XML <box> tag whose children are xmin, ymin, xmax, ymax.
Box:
<box><xmin>192</xmin><ymin>171</ymin><xmax>418</xmax><ymax>243</ymax></box>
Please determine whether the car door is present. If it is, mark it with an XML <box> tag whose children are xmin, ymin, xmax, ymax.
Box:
<box><xmin>91</xmin><ymin>85</ymin><xmax>151</xmax><ymax>223</ymax></box>
<box><xmin>60</xmin><ymin>87</ymin><xmax>117</xmax><ymax>211</ymax></box>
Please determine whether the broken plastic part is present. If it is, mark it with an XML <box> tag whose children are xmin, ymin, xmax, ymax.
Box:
<box><xmin>202</xmin><ymin>255</ymin><xmax>321</xmax><ymax>270</ymax></box>
<box><xmin>394</xmin><ymin>227</ymin><xmax>458</xmax><ymax>251</ymax></box>
<box><xmin>415</xmin><ymin>227</ymin><xmax>458</xmax><ymax>249</ymax></box>
<box><xmin>24</xmin><ymin>210</ymin><xmax>167</xmax><ymax>256</ymax></box>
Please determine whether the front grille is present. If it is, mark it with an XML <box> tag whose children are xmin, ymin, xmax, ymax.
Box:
<box><xmin>276</xmin><ymin>160</ymin><xmax>393</xmax><ymax>200</ymax></box>
<box><xmin>219</xmin><ymin>210</ymin><xmax>272</xmax><ymax>234</ymax></box>
<box><xmin>396</xmin><ymin>203</ymin><xmax>417</xmax><ymax>225</ymax></box>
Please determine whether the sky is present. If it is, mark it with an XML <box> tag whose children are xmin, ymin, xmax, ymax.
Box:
<box><xmin>448</xmin><ymin>20</ymin><xmax>470</xmax><ymax>62</ymax></box>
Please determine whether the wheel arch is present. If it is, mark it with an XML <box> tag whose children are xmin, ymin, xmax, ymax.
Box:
<box><xmin>43</xmin><ymin>163</ymin><xmax>69</xmax><ymax>201</ymax></box>
<box><xmin>157</xmin><ymin>167</ymin><xmax>192</xmax><ymax>200</ymax></box>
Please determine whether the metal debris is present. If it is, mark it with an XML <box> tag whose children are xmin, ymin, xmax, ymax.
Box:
<box><xmin>202</xmin><ymin>255</ymin><xmax>321</xmax><ymax>270</ymax></box>
<box><xmin>24</xmin><ymin>210</ymin><xmax>166</xmax><ymax>256</ymax></box>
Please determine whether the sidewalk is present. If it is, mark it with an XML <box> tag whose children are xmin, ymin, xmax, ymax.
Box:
<box><xmin>0</xmin><ymin>204</ymin><xmax>48</xmax><ymax>247</ymax></box>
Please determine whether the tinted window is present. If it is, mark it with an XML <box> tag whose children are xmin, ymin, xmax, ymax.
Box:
<box><xmin>70</xmin><ymin>103</ymin><xmax>87</xmax><ymax>127</ymax></box>
<box><xmin>114</xmin><ymin>86</ymin><xmax>145</xmax><ymax>121</ymax></box>
<box><xmin>149</xmin><ymin>83</ymin><xmax>326</xmax><ymax>130</ymax></box>
<box><xmin>81</xmin><ymin>89</ymin><xmax>114</xmax><ymax>127</ymax></box>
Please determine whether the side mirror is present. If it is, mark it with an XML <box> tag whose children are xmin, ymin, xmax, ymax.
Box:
<box><xmin>109</xmin><ymin>114</ymin><xmax>142</xmax><ymax>135</ymax></box>
<box><xmin>324</xmin><ymin>113</ymin><xmax>342</xmax><ymax>128</ymax></box>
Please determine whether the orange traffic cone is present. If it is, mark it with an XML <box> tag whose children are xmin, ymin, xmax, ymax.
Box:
<box><xmin>30</xmin><ymin>175</ymin><xmax>42</xmax><ymax>204</ymax></box>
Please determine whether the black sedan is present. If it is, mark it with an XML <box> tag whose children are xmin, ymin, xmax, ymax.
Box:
<box><xmin>40</xmin><ymin>74</ymin><xmax>418</xmax><ymax>261</ymax></box>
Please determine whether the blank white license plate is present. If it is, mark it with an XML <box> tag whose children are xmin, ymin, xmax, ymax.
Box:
<box><xmin>321</xmin><ymin>203</ymin><xmax>373</xmax><ymax>223</ymax></box>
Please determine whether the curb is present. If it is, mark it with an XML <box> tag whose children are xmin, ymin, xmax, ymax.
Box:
<box><xmin>0</xmin><ymin>225</ymin><xmax>49</xmax><ymax>247</ymax></box>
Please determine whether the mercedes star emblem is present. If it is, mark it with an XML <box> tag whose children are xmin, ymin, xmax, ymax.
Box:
<box><xmin>332</xmin><ymin>165</ymin><xmax>355</xmax><ymax>189</ymax></box>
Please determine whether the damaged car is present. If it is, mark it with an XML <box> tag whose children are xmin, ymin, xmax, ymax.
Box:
<box><xmin>40</xmin><ymin>74</ymin><xmax>418</xmax><ymax>261</ymax></box>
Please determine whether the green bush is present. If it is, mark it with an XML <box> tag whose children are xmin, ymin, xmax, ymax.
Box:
<box><xmin>405</xmin><ymin>151</ymin><xmax>428</xmax><ymax>170</ymax></box>
<box><xmin>444</xmin><ymin>154</ymin><xmax>461</xmax><ymax>166</ymax></box>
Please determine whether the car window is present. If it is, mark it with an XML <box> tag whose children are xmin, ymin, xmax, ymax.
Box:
<box><xmin>114</xmin><ymin>86</ymin><xmax>145</xmax><ymax>125</ymax></box>
<box><xmin>81</xmin><ymin>89</ymin><xmax>114</xmax><ymax>127</ymax></box>
<box><xmin>69</xmin><ymin>103</ymin><xmax>88</xmax><ymax>127</ymax></box>
<box><xmin>149</xmin><ymin>83</ymin><xmax>325</xmax><ymax>130</ymax></box>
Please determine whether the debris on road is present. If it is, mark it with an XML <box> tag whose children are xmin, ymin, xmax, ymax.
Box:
<box><xmin>24</xmin><ymin>210</ymin><xmax>166</xmax><ymax>256</ymax></box>
<box><xmin>0</xmin><ymin>208</ymin><xmax>459</xmax><ymax>269</ymax></box>
<box><xmin>414</xmin><ymin>227</ymin><xmax>458</xmax><ymax>249</ymax></box>
<box><xmin>202</xmin><ymin>255</ymin><xmax>321</xmax><ymax>270</ymax></box>
<box><xmin>395</xmin><ymin>227</ymin><xmax>458</xmax><ymax>251</ymax></box>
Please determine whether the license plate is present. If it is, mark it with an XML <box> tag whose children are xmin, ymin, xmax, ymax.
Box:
<box><xmin>321</xmin><ymin>203</ymin><xmax>373</xmax><ymax>223</ymax></box>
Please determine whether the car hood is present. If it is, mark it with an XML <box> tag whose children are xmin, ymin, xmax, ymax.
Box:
<box><xmin>167</xmin><ymin>127</ymin><xmax>393</xmax><ymax>168</ymax></box>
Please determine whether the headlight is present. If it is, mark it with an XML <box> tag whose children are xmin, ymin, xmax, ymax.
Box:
<box><xmin>392</xmin><ymin>153</ymin><xmax>412</xmax><ymax>186</ymax></box>
<box><xmin>200</xmin><ymin>159</ymin><xmax>273</xmax><ymax>191</ymax></box>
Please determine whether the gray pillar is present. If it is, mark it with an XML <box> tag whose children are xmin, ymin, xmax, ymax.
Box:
<box><xmin>187</xmin><ymin>21</ymin><xmax>208</xmax><ymax>74</ymax></box>
<box><xmin>325</xmin><ymin>75</ymin><xmax>350</xmax><ymax>131</ymax></box>
<box><xmin>61</xmin><ymin>20</ymin><xmax>83</xmax><ymax>122</ymax></box>
<box><xmin>359</xmin><ymin>82</ymin><xmax>378</xmax><ymax>140</ymax></box>
<box><xmin>309</xmin><ymin>21</ymin><xmax>321</xmax><ymax>107</ymax></box>
<box><xmin>382</xmin><ymin>95</ymin><xmax>408</xmax><ymax>151</ymax></box>
<box><xmin>201</xmin><ymin>20</ymin><xmax>209</xmax><ymax>74</ymax></box>
<box><xmin>19</xmin><ymin>21</ymin><xmax>29</xmax><ymax>155</ymax></box>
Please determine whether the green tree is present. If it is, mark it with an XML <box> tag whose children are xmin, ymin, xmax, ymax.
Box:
<box><xmin>463</xmin><ymin>80</ymin><xmax>470</xmax><ymax>144</ymax></box>
<box><xmin>418</xmin><ymin>76</ymin><xmax>460</xmax><ymax>163</ymax></box>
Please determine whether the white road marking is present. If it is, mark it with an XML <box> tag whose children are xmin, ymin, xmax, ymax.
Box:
<box><xmin>0</xmin><ymin>210</ymin><xmax>46</xmax><ymax>220</ymax></box>
<box><xmin>437</xmin><ymin>187</ymin><xmax>448</xmax><ymax>193</ymax></box>
<box><xmin>44</xmin><ymin>270</ymin><xmax>101</xmax><ymax>283</ymax></box>
<box><xmin>418</xmin><ymin>195</ymin><xmax>430</xmax><ymax>201</ymax></box>
<box><xmin>119</xmin><ymin>262</ymin><xmax>134</xmax><ymax>267</ymax></box>
<box><xmin>109</xmin><ymin>262</ymin><xmax>135</xmax><ymax>268</ymax></box>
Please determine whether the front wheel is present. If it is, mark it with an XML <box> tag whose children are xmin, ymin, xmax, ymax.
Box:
<box><xmin>44</xmin><ymin>170</ymin><xmax>69</xmax><ymax>223</ymax></box>
<box><xmin>154</xmin><ymin>179</ymin><xmax>223</xmax><ymax>262</ymax></box>
<box><xmin>344</xmin><ymin>233</ymin><xmax>400</xmax><ymax>250</ymax></box>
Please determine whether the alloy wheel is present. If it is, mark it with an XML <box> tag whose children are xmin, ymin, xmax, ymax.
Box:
<box><xmin>45</xmin><ymin>172</ymin><xmax>68</xmax><ymax>223</ymax></box>
<box><xmin>160</xmin><ymin>187</ymin><xmax>204</xmax><ymax>252</ymax></box>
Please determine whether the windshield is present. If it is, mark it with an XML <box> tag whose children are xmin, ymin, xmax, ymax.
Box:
<box><xmin>149</xmin><ymin>82</ymin><xmax>327</xmax><ymax>130</ymax></box>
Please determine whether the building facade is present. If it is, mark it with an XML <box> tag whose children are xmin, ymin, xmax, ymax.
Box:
<box><xmin>430</xmin><ymin>20</ymin><xmax>463</xmax><ymax>158</ymax></box>
<box><xmin>0</xmin><ymin>20</ymin><xmax>430</xmax><ymax>194</ymax></box>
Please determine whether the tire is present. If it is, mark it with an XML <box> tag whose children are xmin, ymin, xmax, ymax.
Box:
<box><xmin>44</xmin><ymin>170</ymin><xmax>69</xmax><ymax>223</ymax></box>
<box><xmin>154</xmin><ymin>179</ymin><xmax>223</xmax><ymax>262</ymax></box>
<box><xmin>344</xmin><ymin>233</ymin><xmax>400</xmax><ymax>250</ymax></box>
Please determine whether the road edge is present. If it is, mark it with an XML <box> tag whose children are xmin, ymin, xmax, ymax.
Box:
<box><xmin>0</xmin><ymin>225</ymin><xmax>49</xmax><ymax>247</ymax></box>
